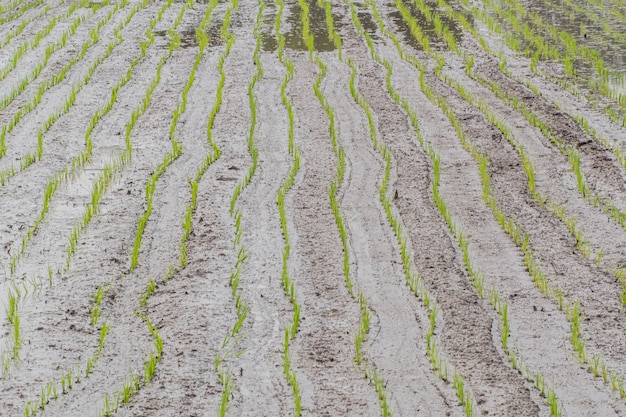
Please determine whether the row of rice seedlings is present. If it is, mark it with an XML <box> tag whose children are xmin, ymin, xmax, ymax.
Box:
<box><xmin>521</xmin><ymin>0</ymin><xmax>626</xmax><ymax>93</ymax></box>
<box><xmin>0</xmin><ymin>276</ymin><xmax>46</xmax><ymax>374</ymax></box>
<box><xmin>123</xmin><ymin>0</ymin><xmax>189</xmax><ymax>273</ymax></box>
<box><xmin>0</xmin><ymin>0</ymin><xmax>43</xmax><ymax>28</ymax></box>
<box><xmin>0</xmin><ymin>0</ymin><xmax>85</xmax><ymax>86</ymax></box>
<box><xmin>22</xmin><ymin>321</ymin><xmax>111</xmax><ymax>416</ymax></box>
<box><xmin>407</xmin><ymin>0</ymin><xmax>598</xmax><ymax>261</ymax></box>
<box><xmin>176</xmin><ymin>0</ymin><xmax>219</xmax><ymax>270</ymax></box>
<box><xmin>474</xmin><ymin>0</ymin><xmax>626</xmax><ymax>126</ymax></box>
<box><xmin>421</xmin><ymin>65</ymin><xmax>563</xmax><ymax>417</ymax></box>
<box><xmin>4</xmin><ymin>0</ymin><xmax>156</xmax><ymax>278</ymax></box>
<box><xmin>453</xmin><ymin>0</ymin><xmax>591</xmax><ymax>105</ymax></box>
<box><xmin>0</xmin><ymin>0</ymin><xmax>140</xmax><ymax>372</ymax></box>
<box><xmin>224</xmin><ymin>0</ymin><xmax>263</xmax><ymax>393</ymax></box>
<box><xmin>315</xmin><ymin>0</ymin><xmax>392</xmax><ymax>414</ymax></box>
<box><xmin>0</xmin><ymin>0</ymin><xmax>25</xmax><ymax>15</ymax></box>
<box><xmin>382</xmin><ymin>0</ymin><xmax>626</xmax><ymax>405</ymax></box>
<box><xmin>273</xmin><ymin>0</ymin><xmax>302</xmax><ymax>414</ymax></box>
<box><xmin>469</xmin><ymin>70</ymin><xmax>626</xmax><ymax>237</ymax></box>
<box><xmin>0</xmin><ymin>0</ymin><xmax>126</xmax><ymax>184</ymax></box>
<box><xmin>430</xmin><ymin>0</ymin><xmax>595</xmax><ymax>144</ymax></box>
<box><xmin>346</xmin><ymin>2</ymin><xmax>477</xmax><ymax>415</ymax></box>
<box><xmin>67</xmin><ymin>0</ymin><xmax>199</xmax><ymax>400</ymax></box>
<box><xmin>430</xmin><ymin>122</ymin><xmax>564</xmax><ymax>413</ymax></box>
<box><xmin>585</xmin><ymin>0</ymin><xmax>626</xmax><ymax>24</ymax></box>
<box><xmin>0</xmin><ymin>0</ymin><xmax>97</xmax><ymax>116</ymax></box>
<box><xmin>423</xmin><ymin>0</ymin><xmax>626</xmax><ymax>297</ymax></box>
<box><xmin>363</xmin><ymin>0</ymin><xmax>568</xmax><ymax>412</ymax></box>
<box><xmin>0</xmin><ymin>0</ymin><xmax>54</xmax><ymax>50</ymax></box>
<box><xmin>92</xmin><ymin>296</ymin><xmax>167</xmax><ymax>417</ymax></box>
<box><xmin>453</xmin><ymin>73</ymin><xmax>594</xmax><ymax>259</ymax></box>
<box><xmin>0</xmin><ymin>0</ymin><xmax>95</xmax><ymax>158</ymax></box>
<box><xmin>409</xmin><ymin>0</ymin><xmax>625</xmax><ymax>305</ymax></box>
<box><xmin>542</xmin><ymin>0</ymin><xmax>626</xmax><ymax>46</ymax></box>
<box><xmin>206</xmin><ymin>0</ymin><xmax>242</xmax><ymax>414</ymax></box>
<box><xmin>88</xmin><ymin>4</ymin><xmax>202</xmax><ymax>416</ymax></box>
<box><xmin>386</xmin><ymin>9</ymin><xmax>561</xmax><ymax>416</ymax></box>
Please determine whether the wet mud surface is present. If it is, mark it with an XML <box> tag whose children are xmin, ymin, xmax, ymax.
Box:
<box><xmin>2</xmin><ymin>0</ymin><xmax>626</xmax><ymax>415</ymax></box>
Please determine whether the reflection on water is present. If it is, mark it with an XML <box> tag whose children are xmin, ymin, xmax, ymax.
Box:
<box><xmin>88</xmin><ymin>1</ymin><xmax>108</xmax><ymax>11</ymax></box>
<box><xmin>458</xmin><ymin>0</ymin><xmax>626</xmax><ymax>81</ymax></box>
<box><xmin>387</xmin><ymin>0</ymin><xmax>464</xmax><ymax>51</ymax></box>
<box><xmin>353</xmin><ymin>2</ymin><xmax>380</xmax><ymax>41</ymax></box>
<box><xmin>284</xmin><ymin>0</ymin><xmax>341</xmax><ymax>51</ymax></box>
<box><xmin>261</xmin><ymin>2</ymin><xmax>279</xmax><ymax>52</ymax></box>
<box><xmin>262</xmin><ymin>0</ymin><xmax>343</xmax><ymax>52</ymax></box>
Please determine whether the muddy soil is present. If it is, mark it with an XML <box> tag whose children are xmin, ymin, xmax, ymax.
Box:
<box><xmin>1</xmin><ymin>0</ymin><xmax>626</xmax><ymax>416</ymax></box>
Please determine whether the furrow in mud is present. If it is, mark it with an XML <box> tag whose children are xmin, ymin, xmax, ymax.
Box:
<box><xmin>0</xmin><ymin>0</ymin><xmax>56</xmax><ymax>52</ymax></box>
<box><xmin>0</xmin><ymin>2</ymin><xmax>196</xmax><ymax>413</ymax></box>
<box><xmin>352</xmin><ymin>7</ymin><xmax>540</xmax><ymax>416</ymax></box>
<box><xmin>0</xmin><ymin>0</ymin><xmax>158</xmax><ymax>274</ymax></box>
<box><xmin>2</xmin><ymin>0</ymin><xmax>626</xmax><ymax>415</ymax></box>
<box><xmin>226</xmin><ymin>46</ymin><xmax>293</xmax><ymax>417</ymax></box>
<box><xmin>443</xmin><ymin>47</ymin><xmax>626</xmax><ymax>281</ymax></box>
<box><xmin>425</xmin><ymin>58</ymin><xmax>626</xmax><ymax>380</ymax></box>
<box><xmin>285</xmin><ymin>50</ymin><xmax>377</xmax><ymax>416</ymax></box>
<box><xmin>322</xmin><ymin>45</ymin><xmax>464</xmax><ymax>415</ymax></box>
<box><xmin>474</xmin><ymin>56</ymin><xmax>626</xmax><ymax>212</ymax></box>
<box><xmin>0</xmin><ymin>0</ymin><xmax>128</xmax><ymax>175</ymax></box>
<box><xmin>387</xmin><ymin>27</ymin><xmax>626</xmax><ymax>415</ymax></box>
<box><xmin>205</xmin><ymin>0</ymin><xmax>293</xmax><ymax>414</ymax></box>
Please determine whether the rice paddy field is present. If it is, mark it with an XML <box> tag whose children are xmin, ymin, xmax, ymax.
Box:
<box><xmin>1</xmin><ymin>0</ymin><xmax>626</xmax><ymax>415</ymax></box>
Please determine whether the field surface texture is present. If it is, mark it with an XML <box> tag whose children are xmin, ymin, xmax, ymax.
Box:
<box><xmin>2</xmin><ymin>0</ymin><xmax>626</xmax><ymax>415</ymax></box>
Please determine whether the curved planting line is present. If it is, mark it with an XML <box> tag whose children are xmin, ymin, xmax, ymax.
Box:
<box><xmin>453</xmin><ymin>0</ymin><xmax>626</xmax><ymax>127</ymax></box>
<box><xmin>410</xmin><ymin>0</ymin><xmax>626</xmax><ymax>310</ymax></box>
<box><xmin>0</xmin><ymin>0</ymin><xmax>43</xmax><ymax>28</ymax></box>
<box><xmin>470</xmin><ymin>0</ymin><xmax>626</xmax><ymax>125</ymax></box>
<box><xmin>0</xmin><ymin>0</ymin><xmax>166</xmax><ymax>376</ymax></box>
<box><xmin>90</xmin><ymin>3</ymin><xmax>222</xmax><ymax>413</ymax></box>
<box><xmin>541</xmin><ymin>0</ymin><xmax>626</xmax><ymax>46</ymax></box>
<box><xmin>376</xmin><ymin>0</ymin><xmax>626</xmax><ymax>406</ymax></box>
<box><xmin>215</xmin><ymin>2</ymin><xmax>266</xmax><ymax>416</ymax></box>
<box><xmin>3</xmin><ymin>0</ymin><xmax>150</xmax><ymax>277</ymax></box>
<box><xmin>176</xmin><ymin>0</ymin><xmax>220</xmax><ymax>270</ymax></box>
<box><xmin>0</xmin><ymin>0</ymin><xmax>84</xmax><ymax>87</ymax></box>
<box><xmin>361</xmin><ymin>1</ymin><xmax>572</xmax><ymax>414</ymax></box>
<box><xmin>197</xmin><ymin>0</ymin><xmax>241</xmax><ymax>413</ymax></box>
<box><xmin>470</xmin><ymin>69</ymin><xmax>626</xmax><ymax>238</ymax></box>
<box><xmin>0</xmin><ymin>0</ymin><xmax>25</xmax><ymax>15</ymax></box>
<box><xmin>413</xmin><ymin>0</ymin><xmax>626</xmax><ymax>306</ymax></box>
<box><xmin>0</xmin><ymin>0</ymin><xmax>55</xmax><ymax>51</ymax></box>
<box><xmin>0</xmin><ymin>0</ymin><xmax>95</xmax><ymax>158</ymax></box>
<box><xmin>0</xmin><ymin>0</ymin><xmax>144</xmax><ymax>375</ymax></box>
<box><xmin>345</xmin><ymin>4</ymin><xmax>478</xmax><ymax>416</ymax></box>
<box><xmin>0</xmin><ymin>0</ymin><xmax>76</xmax><ymax>115</ymax></box>
<box><xmin>0</xmin><ymin>0</ymin><xmax>128</xmax><ymax>185</ymax></box>
<box><xmin>313</xmin><ymin>0</ymin><xmax>393</xmax><ymax>414</ymax></box>
<box><xmin>273</xmin><ymin>0</ymin><xmax>302</xmax><ymax>414</ymax></box>
<box><xmin>357</xmin><ymin>0</ymin><xmax>572</xmax><ymax>413</ymax></box>
<box><xmin>22</xmin><ymin>320</ymin><xmax>111</xmax><ymax>416</ymax></box>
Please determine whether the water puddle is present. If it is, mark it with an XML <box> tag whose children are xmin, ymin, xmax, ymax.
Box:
<box><xmin>88</xmin><ymin>1</ymin><xmax>108</xmax><ymax>11</ymax></box>
<box><xmin>152</xmin><ymin>28</ymin><xmax>202</xmax><ymax>49</ymax></box>
<box><xmin>353</xmin><ymin>2</ymin><xmax>380</xmax><ymax>41</ymax></box>
<box><xmin>205</xmin><ymin>17</ymin><xmax>225</xmax><ymax>47</ymax></box>
<box><xmin>387</xmin><ymin>0</ymin><xmax>464</xmax><ymax>51</ymax></box>
<box><xmin>471</xmin><ymin>0</ymin><xmax>626</xmax><ymax>82</ymax></box>
<box><xmin>279</xmin><ymin>0</ymin><xmax>343</xmax><ymax>52</ymax></box>
<box><xmin>179</xmin><ymin>28</ymin><xmax>199</xmax><ymax>48</ymax></box>
<box><xmin>261</xmin><ymin>2</ymin><xmax>279</xmax><ymax>52</ymax></box>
